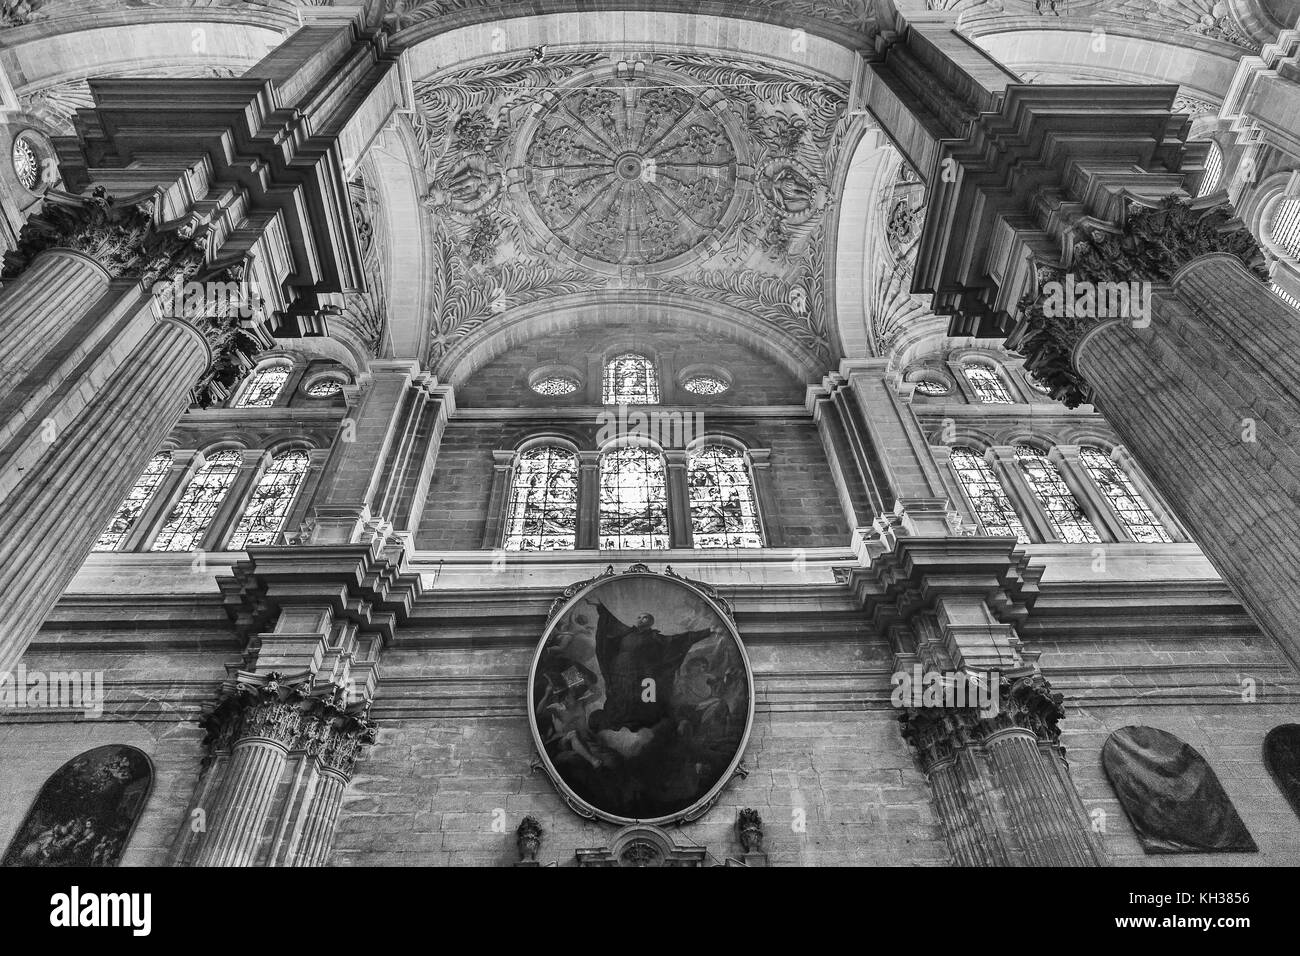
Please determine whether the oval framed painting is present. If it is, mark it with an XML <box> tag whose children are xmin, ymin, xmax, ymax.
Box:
<box><xmin>528</xmin><ymin>570</ymin><xmax>754</xmax><ymax>825</ymax></box>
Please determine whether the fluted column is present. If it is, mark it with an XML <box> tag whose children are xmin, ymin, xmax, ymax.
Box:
<box><xmin>0</xmin><ymin>256</ymin><xmax>210</xmax><ymax>672</ymax></box>
<box><xmin>190</xmin><ymin>671</ymin><xmax>378</xmax><ymax>868</ymax></box>
<box><xmin>901</xmin><ymin>673</ymin><xmax>1105</xmax><ymax>866</ymax></box>
<box><xmin>1012</xmin><ymin>195</ymin><xmax>1300</xmax><ymax>665</ymax></box>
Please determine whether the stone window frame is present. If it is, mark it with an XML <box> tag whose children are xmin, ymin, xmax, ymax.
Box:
<box><xmin>1009</xmin><ymin>438</ymin><xmax>1104</xmax><ymax>544</ymax></box>
<box><xmin>111</xmin><ymin>437</ymin><xmax>327</xmax><ymax>554</ymax></box>
<box><xmin>9</xmin><ymin>127</ymin><xmax>56</xmax><ymax>195</ymax></box>
<box><xmin>944</xmin><ymin>351</ymin><xmax>1027</xmax><ymax>405</ymax></box>
<box><xmin>499</xmin><ymin>436</ymin><xmax>583</xmax><ymax>552</ymax></box>
<box><xmin>230</xmin><ymin>357</ymin><xmax>296</xmax><ymax>409</ymax></box>
<box><xmin>299</xmin><ymin>366</ymin><xmax>352</xmax><ymax>400</ymax></box>
<box><xmin>526</xmin><ymin>363</ymin><xmax>585</xmax><ymax>399</ymax></box>
<box><xmin>682</xmin><ymin>434</ymin><xmax>767</xmax><ymax>550</ymax></box>
<box><xmin>1244</xmin><ymin>173</ymin><xmax>1300</xmax><ymax>305</ymax></box>
<box><xmin>486</xmin><ymin>430</ymin><xmax>775</xmax><ymax>552</ymax></box>
<box><xmin>592</xmin><ymin>342</ymin><xmax>667</xmax><ymax>406</ymax></box>
<box><xmin>901</xmin><ymin>364</ymin><xmax>955</xmax><ymax>398</ymax></box>
<box><xmin>933</xmin><ymin>434</ymin><xmax>1032</xmax><ymax>543</ymax></box>
<box><xmin>676</xmin><ymin>363</ymin><xmax>734</xmax><ymax>398</ymax></box>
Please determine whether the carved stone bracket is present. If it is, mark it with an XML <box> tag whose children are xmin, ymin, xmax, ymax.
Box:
<box><xmin>219</xmin><ymin>542</ymin><xmax>425</xmax><ymax>653</ymax></box>
<box><xmin>575</xmin><ymin>824</ymin><xmax>708</xmax><ymax>868</ymax></box>
<box><xmin>1008</xmin><ymin>195</ymin><xmax>1269</xmax><ymax>407</ymax></box>
<box><xmin>515</xmin><ymin>815</ymin><xmax>543</xmax><ymax>867</ymax></box>
<box><xmin>199</xmin><ymin>670</ymin><xmax>378</xmax><ymax>779</ymax></box>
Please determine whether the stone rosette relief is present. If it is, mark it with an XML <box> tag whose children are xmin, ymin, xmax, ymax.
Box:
<box><xmin>413</xmin><ymin>52</ymin><xmax>853</xmax><ymax>368</ymax></box>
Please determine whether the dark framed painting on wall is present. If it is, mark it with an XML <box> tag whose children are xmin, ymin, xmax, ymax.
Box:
<box><xmin>1</xmin><ymin>745</ymin><xmax>153</xmax><ymax>867</ymax></box>
<box><xmin>528</xmin><ymin>567</ymin><xmax>754</xmax><ymax>824</ymax></box>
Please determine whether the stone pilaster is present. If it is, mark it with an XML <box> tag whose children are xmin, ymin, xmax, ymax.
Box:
<box><xmin>664</xmin><ymin>449</ymin><xmax>694</xmax><ymax>549</ymax></box>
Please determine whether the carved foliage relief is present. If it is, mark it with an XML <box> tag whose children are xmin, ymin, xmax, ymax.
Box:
<box><xmin>412</xmin><ymin>54</ymin><xmax>851</xmax><ymax>368</ymax></box>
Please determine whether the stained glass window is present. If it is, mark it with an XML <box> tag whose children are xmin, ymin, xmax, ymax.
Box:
<box><xmin>234</xmin><ymin>365</ymin><xmax>289</xmax><ymax>408</ymax></box>
<box><xmin>151</xmin><ymin>450</ymin><xmax>242</xmax><ymax>552</ymax></box>
<box><xmin>1078</xmin><ymin>446</ymin><xmax>1171</xmax><ymax>543</ymax></box>
<box><xmin>1015</xmin><ymin>444</ymin><xmax>1100</xmax><ymax>543</ymax></box>
<box><xmin>688</xmin><ymin>444</ymin><xmax>762</xmax><ymax>548</ymax></box>
<box><xmin>305</xmin><ymin>379</ymin><xmax>343</xmax><ymax>397</ymax></box>
<box><xmin>227</xmin><ymin>451</ymin><xmax>311</xmax><ymax>550</ymax></box>
<box><xmin>949</xmin><ymin>447</ymin><xmax>1028</xmax><ymax>542</ymax></box>
<box><xmin>603</xmin><ymin>353</ymin><xmax>659</xmax><ymax>405</ymax></box>
<box><xmin>682</xmin><ymin>375</ymin><xmax>729</xmax><ymax>396</ymax></box>
<box><xmin>532</xmin><ymin>375</ymin><xmax>580</xmax><ymax>397</ymax></box>
<box><xmin>1196</xmin><ymin>142</ymin><xmax>1223</xmax><ymax>197</ymax></box>
<box><xmin>93</xmin><ymin>453</ymin><xmax>171</xmax><ymax>552</ymax></box>
<box><xmin>912</xmin><ymin>379</ymin><xmax>949</xmax><ymax>396</ymax></box>
<box><xmin>1273</xmin><ymin>283</ymin><xmax>1300</xmax><ymax>311</ymax></box>
<box><xmin>13</xmin><ymin>136</ymin><xmax>38</xmax><ymax>191</ymax></box>
<box><xmin>963</xmin><ymin>365</ymin><xmax>1013</xmax><ymax>404</ymax></box>
<box><xmin>503</xmin><ymin>445</ymin><xmax>578</xmax><ymax>551</ymax></box>
<box><xmin>1271</xmin><ymin>198</ymin><xmax>1300</xmax><ymax>259</ymax></box>
<box><xmin>598</xmin><ymin>444</ymin><xmax>669</xmax><ymax>550</ymax></box>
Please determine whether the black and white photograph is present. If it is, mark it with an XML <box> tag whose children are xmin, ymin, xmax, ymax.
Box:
<box><xmin>0</xmin><ymin>0</ymin><xmax>1296</xmax><ymax>933</ymax></box>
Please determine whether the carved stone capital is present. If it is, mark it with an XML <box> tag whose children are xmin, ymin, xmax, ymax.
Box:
<box><xmin>899</xmin><ymin>670</ymin><xmax>1066</xmax><ymax>774</ymax></box>
<box><xmin>1008</xmin><ymin>195</ymin><xmax>1269</xmax><ymax>407</ymax></box>
<box><xmin>199</xmin><ymin>670</ymin><xmax>378</xmax><ymax>779</ymax></box>
<box><xmin>1</xmin><ymin>185</ymin><xmax>208</xmax><ymax>287</ymax></box>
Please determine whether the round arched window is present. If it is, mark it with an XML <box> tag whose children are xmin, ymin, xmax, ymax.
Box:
<box><xmin>532</xmin><ymin>375</ymin><xmax>580</xmax><ymax>396</ymax></box>
<box><xmin>305</xmin><ymin>379</ymin><xmax>343</xmax><ymax>397</ymax></box>
<box><xmin>682</xmin><ymin>374</ymin><xmax>729</xmax><ymax>396</ymax></box>
<box><xmin>912</xmin><ymin>379</ymin><xmax>949</xmax><ymax>396</ymax></box>
<box><xmin>12</xmin><ymin>134</ymin><xmax>40</xmax><ymax>191</ymax></box>
<box><xmin>1195</xmin><ymin>141</ymin><xmax>1223</xmax><ymax>198</ymax></box>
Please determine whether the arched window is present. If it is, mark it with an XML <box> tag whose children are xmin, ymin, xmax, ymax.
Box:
<box><xmin>1273</xmin><ymin>284</ymin><xmax>1300</xmax><ymax>311</ymax></box>
<box><xmin>1078</xmin><ymin>447</ymin><xmax>1171</xmax><ymax>543</ymax></box>
<box><xmin>234</xmin><ymin>364</ymin><xmax>290</xmax><ymax>408</ymax></box>
<box><xmin>598</xmin><ymin>443</ymin><xmax>669</xmax><ymax>550</ymax></box>
<box><xmin>226</xmin><ymin>450</ymin><xmax>311</xmax><ymax>550</ymax></box>
<box><xmin>603</xmin><ymin>353</ymin><xmax>659</xmax><ymax>405</ymax></box>
<box><xmin>1196</xmin><ymin>142</ymin><xmax>1223</xmax><ymax>197</ymax></box>
<box><xmin>1014</xmin><ymin>445</ymin><xmax>1099</xmax><ymax>543</ymax></box>
<box><xmin>1</xmin><ymin>745</ymin><xmax>152</xmax><ymax>867</ymax></box>
<box><xmin>963</xmin><ymin>364</ymin><xmax>1013</xmax><ymax>404</ymax></box>
<box><xmin>949</xmin><ymin>447</ymin><xmax>1028</xmax><ymax>542</ymax></box>
<box><xmin>93</xmin><ymin>453</ymin><xmax>171</xmax><ymax>552</ymax></box>
<box><xmin>1271</xmin><ymin>198</ymin><xmax>1300</xmax><ymax>260</ymax></box>
<box><xmin>688</xmin><ymin>444</ymin><xmax>763</xmax><ymax>548</ymax></box>
<box><xmin>503</xmin><ymin>445</ymin><xmax>579</xmax><ymax>551</ymax></box>
<box><xmin>151</xmin><ymin>450</ymin><xmax>242</xmax><ymax>552</ymax></box>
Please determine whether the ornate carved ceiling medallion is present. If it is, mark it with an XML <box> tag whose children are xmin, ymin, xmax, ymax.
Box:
<box><xmin>412</xmin><ymin>53</ymin><xmax>853</xmax><ymax>368</ymax></box>
<box><xmin>520</xmin><ymin>76</ymin><xmax>739</xmax><ymax>269</ymax></box>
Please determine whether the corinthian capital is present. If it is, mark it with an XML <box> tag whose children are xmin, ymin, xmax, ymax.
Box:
<box><xmin>1</xmin><ymin>185</ymin><xmax>208</xmax><ymax>287</ymax></box>
<box><xmin>199</xmin><ymin>671</ymin><xmax>378</xmax><ymax>780</ymax></box>
<box><xmin>1008</xmin><ymin>195</ymin><xmax>1268</xmax><ymax>407</ymax></box>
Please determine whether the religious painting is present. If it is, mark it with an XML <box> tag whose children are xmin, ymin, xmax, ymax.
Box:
<box><xmin>1264</xmin><ymin>724</ymin><xmax>1300</xmax><ymax>822</ymax></box>
<box><xmin>1</xmin><ymin>745</ymin><xmax>152</xmax><ymax>867</ymax></box>
<box><xmin>528</xmin><ymin>569</ymin><xmax>753</xmax><ymax>824</ymax></box>
<box><xmin>1101</xmin><ymin>726</ymin><xmax>1256</xmax><ymax>854</ymax></box>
